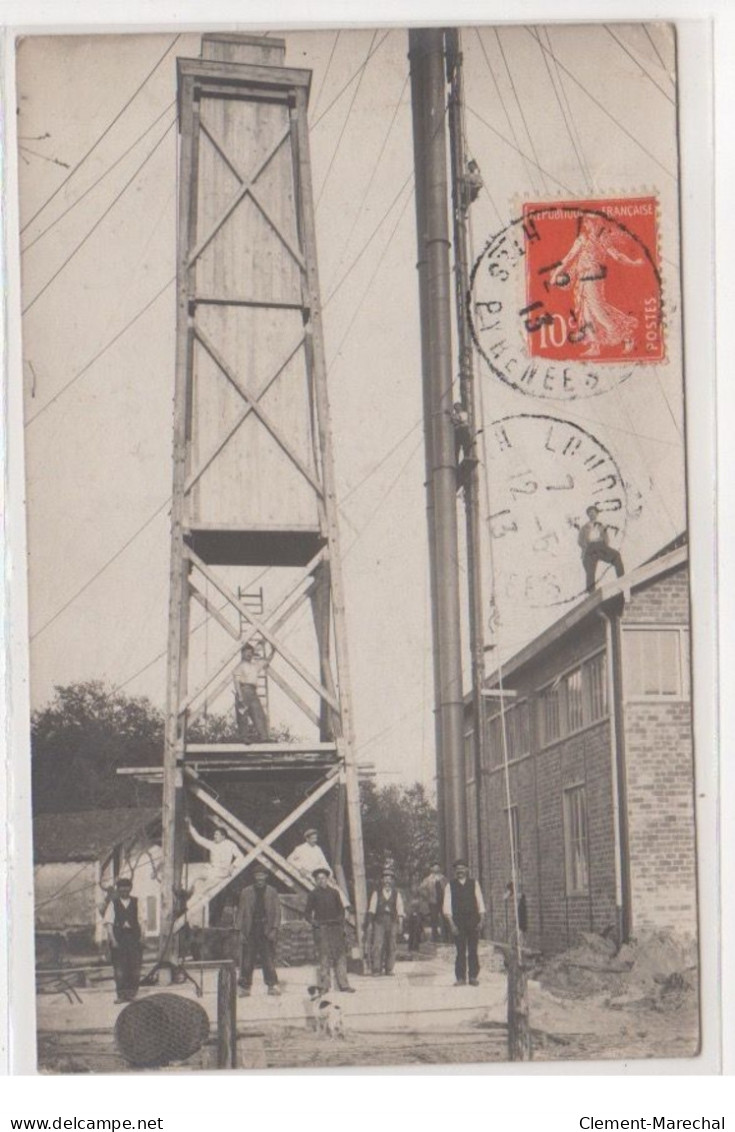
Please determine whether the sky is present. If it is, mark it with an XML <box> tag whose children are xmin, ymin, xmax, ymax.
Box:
<box><xmin>16</xmin><ymin>24</ymin><xmax>686</xmax><ymax>786</ymax></box>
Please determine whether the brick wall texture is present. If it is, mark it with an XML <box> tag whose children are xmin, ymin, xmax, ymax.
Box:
<box><xmin>477</xmin><ymin>559</ymin><xmax>697</xmax><ymax>953</ymax></box>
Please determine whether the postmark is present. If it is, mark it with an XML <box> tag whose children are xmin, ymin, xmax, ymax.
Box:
<box><xmin>470</xmin><ymin>198</ymin><xmax>663</xmax><ymax>401</ymax></box>
<box><xmin>485</xmin><ymin>413</ymin><xmax>628</xmax><ymax>608</ymax></box>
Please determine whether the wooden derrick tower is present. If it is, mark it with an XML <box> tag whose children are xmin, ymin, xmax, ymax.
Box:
<box><xmin>159</xmin><ymin>33</ymin><xmax>367</xmax><ymax>955</ymax></box>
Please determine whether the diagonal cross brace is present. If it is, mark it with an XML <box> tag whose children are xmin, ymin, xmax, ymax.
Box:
<box><xmin>194</xmin><ymin>324</ymin><xmax>323</xmax><ymax>498</ymax></box>
<box><xmin>188</xmin><ymin>776</ymin><xmax>313</xmax><ymax>893</ymax></box>
<box><xmin>175</xmin><ymin>768</ymin><xmax>340</xmax><ymax>930</ymax></box>
<box><xmin>182</xmin><ymin>545</ymin><xmax>327</xmax><ymax>718</ymax></box>
<box><xmin>185</xmin><ymin>332</ymin><xmax>306</xmax><ymax>497</ymax></box>
<box><xmin>188</xmin><ymin>121</ymin><xmax>305</xmax><ymax>272</ymax></box>
<box><xmin>186</xmin><ymin>546</ymin><xmax>341</xmax><ymax>715</ymax></box>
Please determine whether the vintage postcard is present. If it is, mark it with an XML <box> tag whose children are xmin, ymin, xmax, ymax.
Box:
<box><xmin>13</xmin><ymin>22</ymin><xmax>705</xmax><ymax>1071</ymax></box>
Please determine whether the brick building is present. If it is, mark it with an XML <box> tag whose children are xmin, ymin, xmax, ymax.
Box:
<box><xmin>466</xmin><ymin>538</ymin><xmax>697</xmax><ymax>954</ymax></box>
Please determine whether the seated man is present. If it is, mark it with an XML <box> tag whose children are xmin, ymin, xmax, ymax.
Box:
<box><xmin>186</xmin><ymin>818</ymin><xmax>244</xmax><ymax>897</ymax></box>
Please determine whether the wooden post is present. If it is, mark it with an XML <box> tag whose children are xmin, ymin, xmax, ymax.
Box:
<box><xmin>217</xmin><ymin>962</ymin><xmax>238</xmax><ymax>1069</ymax></box>
<box><xmin>506</xmin><ymin>917</ymin><xmax>532</xmax><ymax>1061</ymax></box>
<box><xmin>292</xmin><ymin>88</ymin><xmax>368</xmax><ymax>940</ymax></box>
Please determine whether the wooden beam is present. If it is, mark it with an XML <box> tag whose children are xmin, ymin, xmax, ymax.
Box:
<box><xmin>188</xmin><ymin>778</ymin><xmax>312</xmax><ymax>891</ymax></box>
<box><xmin>183</xmin><ymin>553</ymin><xmax>324</xmax><ymax>720</ymax></box>
<box><xmin>184</xmin><ymin>333</ymin><xmax>305</xmax><ymax>495</ymax></box>
<box><xmin>187</xmin><ymin>122</ymin><xmax>291</xmax><ymax>267</ymax></box>
<box><xmin>186</xmin><ymin>547</ymin><xmax>341</xmax><ymax>714</ymax></box>
<box><xmin>190</xmin><ymin>585</ymin><xmax>240</xmax><ymax>641</ymax></box>
<box><xmin>176</xmin><ymin>769</ymin><xmax>339</xmax><ymax>929</ymax></box>
<box><xmin>292</xmin><ymin>89</ymin><xmax>368</xmax><ymax>936</ymax></box>
<box><xmin>193</xmin><ymin>324</ymin><xmax>323</xmax><ymax>497</ymax></box>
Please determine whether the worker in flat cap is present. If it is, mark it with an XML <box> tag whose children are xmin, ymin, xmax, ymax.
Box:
<box><xmin>443</xmin><ymin>859</ymin><xmax>486</xmax><ymax>986</ymax></box>
<box><xmin>103</xmin><ymin>876</ymin><xmax>143</xmax><ymax>1004</ymax></box>
<box><xmin>367</xmin><ymin>868</ymin><xmax>405</xmax><ymax>976</ymax></box>
<box><xmin>236</xmin><ymin>864</ymin><xmax>282</xmax><ymax>997</ymax></box>
<box><xmin>303</xmin><ymin>868</ymin><xmax>355</xmax><ymax>994</ymax></box>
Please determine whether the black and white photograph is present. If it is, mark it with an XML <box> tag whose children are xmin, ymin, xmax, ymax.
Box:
<box><xmin>12</xmin><ymin>20</ymin><xmax>707</xmax><ymax>1072</ymax></box>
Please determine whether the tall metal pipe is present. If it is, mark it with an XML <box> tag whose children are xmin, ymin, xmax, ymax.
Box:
<box><xmin>445</xmin><ymin>28</ymin><xmax>488</xmax><ymax>894</ymax></box>
<box><xmin>410</xmin><ymin>28</ymin><xmax>467</xmax><ymax>865</ymax></box>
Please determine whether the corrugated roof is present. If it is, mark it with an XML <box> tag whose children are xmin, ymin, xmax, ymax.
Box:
<box><xmin>33</xmin><ymin>807</ymin><xmax>160</xmax><ymax>864</ymax></box>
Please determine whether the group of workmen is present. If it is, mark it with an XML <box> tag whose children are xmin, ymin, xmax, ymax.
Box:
<box><xmin>102</xmin><ymin>826</ymin><xmax>487</xmax><ymax>1004</ymax></box>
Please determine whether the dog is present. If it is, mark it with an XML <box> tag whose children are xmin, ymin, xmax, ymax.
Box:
<box><xmin>305</xmin><ymin>985</ymin><xmax>345</xmax><ymax>1039</ymax></box>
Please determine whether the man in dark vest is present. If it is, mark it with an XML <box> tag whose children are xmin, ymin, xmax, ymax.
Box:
<box><xmin>443</xmin><ymin>859</ymin><xmax>486</xmax><ymax>986</ymax></box>
<box><xmin>237</xmin><ymin>865</ymin><xmax>282</xmax><ymax>997</ymax></box>
<box><xmin>367</xmin><ymin>869</ymin><xmax>405</xmax><ymax>976</ymax></box>
<box><xmin>103</xmin><ymin>876</ymin><xmax>143</xmax><ymax>1004</ymax></box>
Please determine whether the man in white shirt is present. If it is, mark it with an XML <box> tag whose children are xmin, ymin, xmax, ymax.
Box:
<box><xmin>577</xmin><ymin>505</ymin><xmax>625</xmax><ymax>593</ymax></box>
<box><xmin>102</xmin><ymin>876</ymin><xmax>143</xmax><ymax>1004</ymax></box>
<box><xmin>186</xmin><ymin>818</ymin><xmax>245</xmax><ymax>887</ymax></box>
<box><xmin>443</xmin><ymin>859</ymin><xmax>486</xmax><ymax>986</ymax></box>
<box><xmin>287</xmin><ymin>829</ymin><xmax>332</xmax><ymax>881</ymax></box>
<box><xmin>233</xmin><ymin>642</ymin><xmax>271</xmax><ymax>742</ymax></box>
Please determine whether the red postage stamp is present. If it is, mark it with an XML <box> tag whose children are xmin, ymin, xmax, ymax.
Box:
<box><xmin>521</xmin><ymin>197</ymin><xmax>663</xmax><ymax>364</ymax></box>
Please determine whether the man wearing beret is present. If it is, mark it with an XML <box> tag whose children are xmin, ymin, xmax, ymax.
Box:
<box><xmin>442</xmin><ymin>859</ymin><xmax>486</xmax><ymax>986</ymax></box>
<box><xmin>303</xmin><ymin>868</ymin><xmax>355</xmax><ymax>994</ymax></box>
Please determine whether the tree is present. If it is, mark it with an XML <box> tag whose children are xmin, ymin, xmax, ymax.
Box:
<box><xmin>31</xmin><ymin>681</ymin><xmax>164</xmax><ymax>814</ymax></box>
<box><xmin>359</xmin><ymin>779</ymin><xmax>439</xmax><ymax>891</ymax></box>
<box><xmin>31</xmin><ymin>680</ymin><xmax>301</xmax><ymax>815</ymax></box>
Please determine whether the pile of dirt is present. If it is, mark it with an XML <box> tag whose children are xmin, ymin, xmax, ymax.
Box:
<box><xmin>536</xmin><ymin>931</ymin><xmax>697</xmax><ymax>1012</ymax></box>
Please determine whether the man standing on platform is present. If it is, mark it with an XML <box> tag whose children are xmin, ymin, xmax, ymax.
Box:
<box><xmin>304</xmin><ymin>867</ymin><xmax>355</xmax><ymax>994</ymax></box>
<box><xmin>367</xmin><ymin>869</ymin><xmax>405</xmax><ymax>976</ymax></box>
<box><xmin>443</xmin><ymin>859</ymin><xmax>485</xmax><ymax>987</ymax></box>
<box><xmin>577</xmin><ymin>505</ymin><xmax>625</xmax><ymax>593</ymax></box>
<box><xmin>237</xmin><ymin>866</ymin><xmax>282</xmax><ymax>997</ymax></box>
<box><xmin>233</xmin><ymin>642</ymin><xmax>271</xmax><ymax>742</ymax></box>
<box><xmin>419</xmin><ymin>862</ymin><xmax>448</xmax><ymax>942</ymax></box>
<box><xmin>103</xmin><ymin>876</ymin><xmax>143</xmax><ymax>1004</ymax></box>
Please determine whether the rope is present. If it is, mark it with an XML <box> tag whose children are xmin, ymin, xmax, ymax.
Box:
<box><xmin>22</xmin><ymin>117</ymin><xmax>176</xmax><ymax>315</ymax></box>
<box><xmin>22</xmin><ymin>100</ymin><xmax>177</xmax><ymax>255</ymax></box>
<box><xmin>315</xmin><ymin>30</ymin><xmax>377</xmax><ymax>212</ymax></box>
<box><xmin>20</xmin><ymin>35</ymin><xmax>180</xmax><ymax>235</ymax></box>
<box><xmin>460</xmin><ymin>61</ymin><xmax>523</xmax><ymax>960</ymax></box>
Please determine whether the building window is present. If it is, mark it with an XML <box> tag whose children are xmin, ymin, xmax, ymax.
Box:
<box><xmin>539</xmin><ymin>684</ymin><xmax>561</xmax><ymax>745</ymax></box>
<box><xmin>565</xmin><ymin>667</ymin><xmax>584</xmax><ymax>732</ymax></box>
<box><xmin>624</xmin><ymin>628</ymin><xmax>689</xmax><ymax>698</ymax></box>
<box><xmin>586</xmin><ymin>652</ymin><xmax>608</xmax><ymax>722</ymax></box>
<box><xmin>539</xmin><ymin>651</ymin><xmax>609</xmax><ymax>745</ymax></box>
<box><xmin>487</xmin><ymin>701</ymin><xmax>530</xmax><ymax>765</ymax></box>
<box><xmin>563</xmin><ymin>786</ymin><xmax>589</xmax><ymax>895</ymax></box>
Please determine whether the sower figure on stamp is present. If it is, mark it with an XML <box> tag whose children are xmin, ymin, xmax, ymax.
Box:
<box><xmin>233</xmin><ymin>642</ymin><xmax>272</xmax><ymax>742</ymax></box>
<box><xmin>237</xmin><ymin>865</ymin><xmax>282</xmax><ymax>997</ymax></box>
<box><xmin>367</xmin><ymin>869</ymin><xmax>405</xmax><ymax>976</ymax></box>
<box><xmin>304</xmin><ymin>868</ymin><xmax>355</xmax><ymax>994</ymax></box>
<box><xmin>443</xmin><ymin>859</ymin><xmax>485</xmax><ymax>987</ymax></box>
<box><xmin>577</xmin><ymin>505</ymin><xmax>624</xmax><ymax>593</ymax></box>
<box><xmin>103</xmin><ymin>876</ymin><xmax>143</xmax><ymax>1004</ymax></box>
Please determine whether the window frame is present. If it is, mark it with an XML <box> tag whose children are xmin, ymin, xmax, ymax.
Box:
<box><xmin>622</xmin><ymin>625</ymin><xmax>690</xmax><ymax>702</ymax></box>
<box><xmin>537</xmin><ymin>648</ymin><xmax>610</xmax><ymax>748</ymax></box>
<box><xmin>562</xmin><ymin>784</ymin><xmax>590</xmax><ymax>896</ymax></box>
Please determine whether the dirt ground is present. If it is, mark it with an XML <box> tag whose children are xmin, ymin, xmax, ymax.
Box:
<box><xmin>37</xmin><ymin>933</ymin><xmax>699</xmax><ymax>1071</ymax></box>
